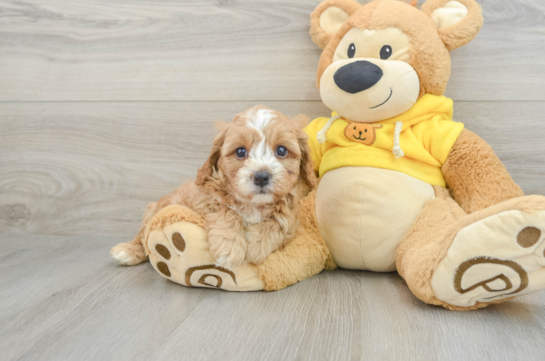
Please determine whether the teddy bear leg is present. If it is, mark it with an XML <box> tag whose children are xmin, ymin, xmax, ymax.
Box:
<box><xmin>397</xmin><ymin>188</ymin><xmax>545</xmax><ymax>310</ymax></box>
<box><xmin>146</xmin><ymin>205</ymin><xmax>265</xmax><ymax>291</ymax></box>
<box><xmin>396</xmin><ymin>187</ymin><xmax>469</xmax><ymax>309</ymax></box>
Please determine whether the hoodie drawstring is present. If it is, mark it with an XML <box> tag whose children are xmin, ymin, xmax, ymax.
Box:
<box><xmin>392</xmin><ymin>121</ymin><xmax>404</xmax><ymax>159</ymax></box>
<box><xmin>317</xmin><ymin>115</ymin><xmax>341</xmax><ymax>144</ymax></box>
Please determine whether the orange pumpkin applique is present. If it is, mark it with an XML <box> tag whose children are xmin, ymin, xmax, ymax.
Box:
<box><xmin>344</xmin><ymin>122</ymin><xmax>383</xmax><ymax>146</ymax></box>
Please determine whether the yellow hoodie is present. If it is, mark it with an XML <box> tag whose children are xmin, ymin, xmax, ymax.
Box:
<box><xmin>304</xmin><ymin>94</ymin><xmax>464</xmax><ymax>187</ymax></box>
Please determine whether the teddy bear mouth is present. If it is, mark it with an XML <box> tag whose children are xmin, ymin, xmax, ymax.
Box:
<box><xmin>369</xmin><ymin>88</ymin><xmax>393</xmax><ymax>109</ymax></box>
<box><xmin>353</xmin><ymin>135</ymin><xmax>367</xmax><ymax>141</ymax></box>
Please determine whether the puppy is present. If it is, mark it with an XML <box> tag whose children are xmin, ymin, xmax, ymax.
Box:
<box><xmin>111</xmin><ymin>106</ymin><xmax>315</xmax><ymax>268</ymax></box>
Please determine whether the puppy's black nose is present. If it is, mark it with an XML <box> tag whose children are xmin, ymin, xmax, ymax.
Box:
<box><xmin>253</xmin><ymin>171</ymin><xmax>270</xmax><ymax>187</ymax></box>
<box><xmin>334</xmin><ymin>60</ymin><xmax>383</xmax><ymax>94</ymax></box>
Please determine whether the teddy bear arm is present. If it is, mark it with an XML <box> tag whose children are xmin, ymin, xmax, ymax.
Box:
<box><xmin>256</xmin><ymin>232</ymin><xmax>331</xmax><ymax>291</ymax></box>
<box><xmin>256</xmin><ymin>189</ymin><xmax>333</xmax><ymax>291</ymax></box>
<box><xmin>442</xmin><ymin>128</ymin><xmax>524</xmax><ymax>213</ymax></box>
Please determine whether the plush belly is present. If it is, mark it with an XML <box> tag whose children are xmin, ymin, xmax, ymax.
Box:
<box><xmin>316</xmin><ymin>167</ymin><xmax>435</xmax><ymax>272</ymax></box>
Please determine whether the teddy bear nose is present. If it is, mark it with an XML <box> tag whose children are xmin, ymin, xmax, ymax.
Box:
<box><xmin>334</xmin><ymin>60</ymin><xmax>383</xmax><ymax>94</ymax></box>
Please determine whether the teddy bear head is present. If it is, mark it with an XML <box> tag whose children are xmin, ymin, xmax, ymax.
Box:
<box><xmin>310</xmin><ymin>0</ymin><xmax>483</xmax><ymax>122</ymax></box>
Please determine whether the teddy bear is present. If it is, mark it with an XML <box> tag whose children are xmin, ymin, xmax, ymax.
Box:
<box><xmin>130</xmin><ymin>0</ymin><xmax>545</xmax><ymax>311</ymax></box>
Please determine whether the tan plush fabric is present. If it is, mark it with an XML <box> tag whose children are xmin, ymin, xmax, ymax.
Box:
<box><xmin>149</xmin><ymin>204</ymin><xmax>206</xmax><ymax>232</ymax></box>
<box><xmin>316</xmin><ymin>167</ymin><xmax>435</xmax><ymax>272</ymax></box>
<box><xmin>310</xmin><ymin>0</ymin><xmax>362</xmax><ymax>49</ymax></box>
<box><xmin>422</xmin><ymin>0</ymin><xmax>484</xmax><ymax>51</ymax></box>
<box><xmin>319</xmin><ymin>7</ymin><xmax>352</xmax><ymax>39</ymax></box>
<box><xmin>430</xmin><ymin>1</ymin><xmax>469</xmax><ymax>30</ymax></box>
<box><xmin>396</xmin><ymin>187</ymin><xmax>473</xmax><ymax>309</ymax></box>
<box><xmin>257</xmin><ymin>188</ymin><xmax>332</xmax><ymax>291</ymax></box>
<box><xmin>442</xmin><ymin>129</ymin><xmax>525</xmax><ymax>213</ymax></box>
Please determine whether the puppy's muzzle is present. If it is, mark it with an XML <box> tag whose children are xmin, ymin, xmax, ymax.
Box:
<box><xmin>334</xmin><ymin>60</ymin><xmax>383</xmax><ymax>94</ymax></box>
<box><xmin>253</xmin><ymin>171</ymin><xmax>271</xmax><ymax>188</ymax></box>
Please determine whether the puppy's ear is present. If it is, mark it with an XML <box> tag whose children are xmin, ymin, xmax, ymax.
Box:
<box><xmin>195</xmin><ymin>127</ymin><xmax>228</xmax><ymax>186</ymax></box>
<box><xmin>291</xmin><ymin>114</ymin><xmax>311</xmax><ymax>130</ymax></box>
<box><xmin>310</xmin><ymin>0</ymin><xmax>361</xmax><ymax>49</ymax></box>
<box><xmin>297</xmin><ymin>131</ymin><xmax>317</xmax><ymax>191</ymax></box>
<box><xmin>422</xmin><ymin>0</ymin><xmax>483</xmax><ymax>51</ymax></box>
<box><xmin>213</xmin><ymin>121</ymin><xmax>229</xmax><ymax>131</ymax></box>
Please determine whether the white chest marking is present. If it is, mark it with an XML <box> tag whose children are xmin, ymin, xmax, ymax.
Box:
<box><xmin>228</xmin><ymin>203</ymin><xmax>264</xmax><ymax>227</ymax></box>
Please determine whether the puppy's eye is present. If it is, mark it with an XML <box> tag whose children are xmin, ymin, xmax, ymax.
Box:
<box><xmin>235</xmin><ymin>147</ymin><xmax>247</xmax><ymax>159</ymax></box>
<box><xmin>275</xmin><ymin>146</ymin><xmax>288</xmax><ymax>158</ymax></box>
<box><xmin>347</xmin><ymin>43</ymin><xmax>356</xmax><ymax>58</ymax></box>
<box><xmin>380</xmin><ymin>45</ymin><xmax>392</xmax><ymax>60</ymax></box>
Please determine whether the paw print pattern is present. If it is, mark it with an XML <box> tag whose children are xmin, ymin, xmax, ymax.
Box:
<box><xmin>453</xmin><ymin>257</ymin><xmax>528</xmax><ymax>296</ymax></box>
<box><xmin>146</xmin><ymin>205</ymin><xmax>264</xmax><ymax>292</ymax></box>
<box><xmin>185</xmin><ymin>265</ymin><xmax>236</xmax><ymax>288</ymax></box>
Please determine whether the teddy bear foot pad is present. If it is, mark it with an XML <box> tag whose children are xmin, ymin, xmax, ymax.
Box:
<box><xmin>147</xmin><ymin>206</ymin><xmax>265</xmax><ymax>291</ymax></box>
<box><xmin>432</xmin><ymin>209</ymin><xmax>545</xmax><ymax>307</ymax></box>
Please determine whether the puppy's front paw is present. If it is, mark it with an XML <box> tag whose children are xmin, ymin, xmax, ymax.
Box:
<box><xmin>209</xmin><ymin>234</ymin><xmax>247</xmax><ymax>268</ymax></box>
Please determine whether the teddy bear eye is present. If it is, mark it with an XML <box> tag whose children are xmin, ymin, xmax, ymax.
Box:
<box><xmin>380</xmin><ymin>45</ymin><xmax>392</xmax><ymax>60</ymax></box>
<box><xmin>235</xmin><ymin>147</ymin><xmax>247</xmax><ymax>159</ymax></box>
<box><xmin>347</xmin><ymin>43</ymin><xmax>356</xmax><ymax>58</ymax></box>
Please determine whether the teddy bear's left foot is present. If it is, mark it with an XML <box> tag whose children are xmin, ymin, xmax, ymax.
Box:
<box><xmin>146</xmin><ymin>205</ymin><xmax>265</xmax><ymax>291</ymax></box>
<box><xmin>431</xmin><ymin>196</ymin><xmax>545</xmax><ymax>307</ymax></box>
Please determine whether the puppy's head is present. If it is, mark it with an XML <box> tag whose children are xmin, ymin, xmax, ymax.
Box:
<box><xmin>196</xmin><ymin>106</ymin><xmax>315</xmax><ymax>204</ymax></box>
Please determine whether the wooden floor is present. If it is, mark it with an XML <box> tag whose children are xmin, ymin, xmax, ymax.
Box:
<box><xmin>1</xmin><ymin>0</ymin><xmax>545</xmax><ymax>360</ymax></box>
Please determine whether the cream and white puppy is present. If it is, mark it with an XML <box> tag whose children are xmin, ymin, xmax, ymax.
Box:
<box><xmin>111</xmin><ymin>106</ymin><xmax>315</xmax><ymax>268</ymax></box>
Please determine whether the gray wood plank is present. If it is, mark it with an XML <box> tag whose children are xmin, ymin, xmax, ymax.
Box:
<box><xmin>1</xmin><ymin>100</ymin><xmax>544</xmax><ymax>237</ymax></box>
<box><xmin>1</xmin><ymin>0</ymin><xmax>545</xmax><ymax>102</ymax></box>
<box><xmin>0</xmin><ymin>233</ymin><xmax>544</xmax><ymax>361</ymax></box>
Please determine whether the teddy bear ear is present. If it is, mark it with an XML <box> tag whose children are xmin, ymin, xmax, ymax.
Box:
<box><xmin>422</xmin><ymin>0</ymin><xmax>484</xmax><ymax>51</ymax></box>
<box><xmin>309</xmin><ymin>0</ymin><xmax>362</xmax><ymax>49</ymax></box>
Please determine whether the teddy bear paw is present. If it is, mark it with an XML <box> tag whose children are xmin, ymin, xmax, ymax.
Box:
<box><xmin>431</xmin><ymin>205</ymin><xmax>545</xmax><ymax>307</ymax></box>
<box><xmin>146</xmin><ymin>205</ymin><xmax>264</xmax><ymax>291</ymax></box>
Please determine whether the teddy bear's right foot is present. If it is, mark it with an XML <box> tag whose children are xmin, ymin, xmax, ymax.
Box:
<box><xmin>431</xmin><ymin>196</ymin><xmax>545</xmax><ymax>307</ymax></box>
